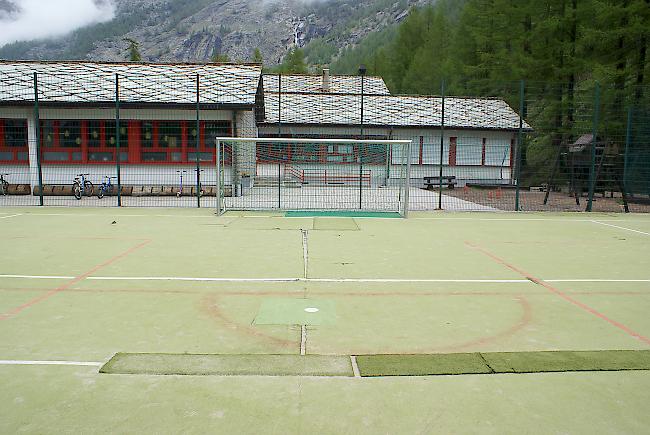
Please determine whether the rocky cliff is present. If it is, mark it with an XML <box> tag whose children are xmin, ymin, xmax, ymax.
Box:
<box><xmin>0</xmin><ymin>0</ymin><xmax>434</xmax><ymax>65</ymax></box>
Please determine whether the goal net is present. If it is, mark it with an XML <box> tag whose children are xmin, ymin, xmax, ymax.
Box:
<box><xmin>215</xmin><ymin>137</ymin><xmax>413</xmax><ymax>216</ymax></box>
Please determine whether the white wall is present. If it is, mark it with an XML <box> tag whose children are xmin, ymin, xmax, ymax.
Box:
<box><xmin>0</xmin><ymin>106</ymin><xmax>243</xmax><ymax>188</ymax></box>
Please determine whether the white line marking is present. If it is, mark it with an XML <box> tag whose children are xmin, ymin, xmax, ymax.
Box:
<box><xmin>300</xmin><ymin>325</ymin><xmax>307</xmax><ymax>356</ymax></box>
<box><xmin>0</xmin><ymin>214</ymin><xmax>21</xmax><ymax>220</ymax></box>
<box><xmin>2</xmin><ymin>275</ymin><xmax>648</xmax><ymax>284</ymax></box>
<box><xmin>350</xmin><ymin>356</ymin><xmax>361</xmax><ymax>378</ymax></box>
<box><xmin>0</xmin><ymin>274</ymin><xmax>75</xmax><ymax>279</ymax></box>
<box><xmin>301</xmin><ymin>278</ymin><xmax>531</xmax><ymax>283</ymax></box>
<box><xmin>301</xmin><ymin>229</ymin><xmax>309</xmax><ymax>279</ymax></box>
<box><xmin>23</xmin><ymin>213</ymin><xmax>214</xmax><ymax>218</ymax></box>
<box><xmin>546</xmin><ymin>279</ymin><xmax>650</xmax><ymax>283</ymax></box>
<box><xmin>86</xmin><ymin>276</ymin><xmax>302</xmax><ymax>282</ymax></box>
<box><xmin>84</xmin><ymin>277</ymin><xmax>531</xmax><ymax>283</ymax></box>
<box><xmin>590</xmin><ymin>220</ymin><xmax>650</xmax><ymax>236</ymax></box>
<box><xmin>412</xmin><ymin>217</ymin><xmax>650</xmax><ymax>222</ymax></box>
<box><xmin>0</xmin><ymin>360</ymin><xmax>102</xmax><ymax>366</ymax></box>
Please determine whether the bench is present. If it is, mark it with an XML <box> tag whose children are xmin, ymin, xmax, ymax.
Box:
<box><xmin>424</xmin><ymin>176</ymin><xmax>456</xmax><ymax>190</ymax></box>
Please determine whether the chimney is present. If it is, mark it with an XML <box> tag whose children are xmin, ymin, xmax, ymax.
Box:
<box><xmin>322</xmin><ymin>68</ymin><xmax>330</xmax><ymax>93</ymax></box>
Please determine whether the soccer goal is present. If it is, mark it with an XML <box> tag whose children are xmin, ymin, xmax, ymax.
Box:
<box><xmin>215</xmin><ymin>137</ymin><xmax>413</xmax><ymax>217</ymax></box>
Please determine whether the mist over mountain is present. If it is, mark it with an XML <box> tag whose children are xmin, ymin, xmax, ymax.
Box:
<box><xmin>0</xmin><ymin>0</ymin><xmax>432</xmax><ymax>65</ymax></box>
<box><xmin>0</xmin><ymin>0</ymin><xmax>115</xmax><ymax>47</ymax></box>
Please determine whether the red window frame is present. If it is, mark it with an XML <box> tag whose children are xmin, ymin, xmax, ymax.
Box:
<box><xmin>0</xmin><ymin>119</ymin><xmax>29</xmax><ymax>164</ymax></box>
<box><xmin>36</xmin><ymin>119</ymin><xmax>232</xmax><ymax>165</ymax></box>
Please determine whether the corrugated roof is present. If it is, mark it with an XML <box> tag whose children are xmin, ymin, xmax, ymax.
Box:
<box><xmin>263</xmin><ymin>74</ymin><xmax>390</xmax><ymax>95</ymax></box>
<box><xmin>0</xmin><ymin>61</ymin><xmax>262</xmax><ymax>106</ymax></box>
<box><xmin>261</xmin><ymin>93</ymin><xmax>531</xmax><ymax>130</ymax></box>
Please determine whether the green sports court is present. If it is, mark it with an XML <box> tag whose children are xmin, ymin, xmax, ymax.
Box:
<box><xmin>1</xmin><ymin>207</ymin><xmax>649</xmax><ymax>433</ymax></box>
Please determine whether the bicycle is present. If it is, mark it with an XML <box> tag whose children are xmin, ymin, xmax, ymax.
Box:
<box><xmin>0</xmin><ymin>173</ymin><xmax>9</xmax><ymax>196</ymax></box>
<box><xmin>73</xmin><ymin>173</ymin><xmax>94</xmax><ymax>200</ymax></box>
<box><xmin>176</xmin><ymin>170</ymin><xmax>188</xmax><ymax>197</ymax></box>
<box><xmin>97</xmin><ymin>175</ymin><xmax>117</xmax><ymax>199</ymax></box>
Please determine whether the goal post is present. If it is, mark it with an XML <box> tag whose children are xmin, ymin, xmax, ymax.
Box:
<box><xmin>215</xmin><ymin>137</ymin><xmax>412</xmax><ymax>217</ymax></box>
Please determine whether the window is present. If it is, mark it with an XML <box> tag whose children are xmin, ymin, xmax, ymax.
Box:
<box><xmin>422</xmin><ymin>137</ymin><xmax>450</xmax><ymax>165</ymax></box>
<box><xmin>484</xmin><ymin>139</ymin><xmax>511</xmax><ymax>166</ymax></box>
<box><xmin>0</xmin><ymin>119</ymin><xmax>28</xmax><ymax>163</ymax></box>
<box><xmin>455</xmin><ymin>137</ymin><xmax>483</xmax><ymax>165</ymax></box>
<box><xmin>59</xmin><ymin>120</ymin><xmax>81</xmax><ymax>148</ymax></box>
<box><xmin>104</xmin><ymin>120</ymin><xmax>128</xmax><ymax>148</ymax></box>
<box><xmin>3</xmin><ymin>119</ymin><xmax>28</xmax><ymax>147</ymax></box>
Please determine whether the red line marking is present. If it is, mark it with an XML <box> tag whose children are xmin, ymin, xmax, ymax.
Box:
<box><xmin>465</xmin><ymin>241</ymin><xmax>650</xmax><ymax>345</ymax></box>
<box><xmin>199</xmin><ymin>294</ymin><xmax>296</xmax><ymax>348</ymax></box>
<box><xmin>0</xmin><ymin>240</ymin><xmax>151</xmax><ymax>321</ymax></box>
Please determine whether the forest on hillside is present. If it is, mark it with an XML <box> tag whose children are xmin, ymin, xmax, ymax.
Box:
<box><xmin>331</xmin><ymin>0</ymin><xmax>648</xmax><ymax>97</ymax></box>
<box><xmin>327</xmin><ymin>0</ymin><xmax>649</xmax><ymax>185</ymax></box>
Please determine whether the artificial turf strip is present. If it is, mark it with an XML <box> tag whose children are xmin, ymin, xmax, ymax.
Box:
<box><xmin>355</xmin><ymin>353</ymin><xmax>493</xmax><ymax>377</ymax></box>
<box><xmin>285</xmin><ymin>210</ymin><xmax>402</xmax><ymax>218</ymax></box>
<box><xmin>100</xmin><ymin>353</ymin><xmax>354</xmax><ymax>377</ymax></box>
<box><xmin>355</xmin><ymin>350</ymin><xmax>650</xmax><ymax>377</ymax></box>
<box><xmin>482</xmin><ymin>350</ymin><xmax>650</xmax><ymax>373</ymax></box>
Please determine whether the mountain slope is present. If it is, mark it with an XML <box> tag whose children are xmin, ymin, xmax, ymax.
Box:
<box><xmin>0</xmin><ymin>0</ymin><xmax>434</xmax><ymax>65</ymax></box>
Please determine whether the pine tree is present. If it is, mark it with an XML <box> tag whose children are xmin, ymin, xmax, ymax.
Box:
<box><xmin>251</xmin><ymin>48</ymin><xmax>263</xmax><ymax>64</ymax></box>
<box><xmin>123</xmin><ymin>38</ymin><xmax>142</xmax><ymax>62</ymax></box>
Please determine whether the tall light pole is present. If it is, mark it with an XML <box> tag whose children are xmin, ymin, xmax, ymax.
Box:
<box><xmin>358</xmin><ymin>64</ymin><xmax>366</xmax><ymax>209</ymax></box>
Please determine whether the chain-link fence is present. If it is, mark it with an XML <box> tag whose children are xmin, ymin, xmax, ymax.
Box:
<box><xmin>1</xmin><ymin>63</ymin><xmax>648</xmax><ymax>213</ymax></box>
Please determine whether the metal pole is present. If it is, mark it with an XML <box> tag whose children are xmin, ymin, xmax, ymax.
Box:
<box><xmin>277</xmin><ymin>74</ymin><xmax>282</xmax><ymax>136</ymax></box>
<box><xmin>438</xmin><ymin>80</ymin><xmax>445</xmax><ymax>210</ymax></box>
<box><xmin>515</xmin><ymin>80</ymin><xmax>525</xmax><ymax>211</ymax></box>
<box><xmin>359</xmin><ymin>67</ymin><xmax>365</xmax><ymax>209</ymax></box>
<box><xmin>115</xmin><ymin>73</ymin><xmax>122</xmax><ymax>207</ymax></box>
<box><xmin>403</xmin><ymin>140</ymin><xmax>412</xmax><ymax>218</ymax></box>
<box><xmin>277</xmin><ymin>74</ymin><xmax>282</xmax><ymax>209</ymax></box>
<box><xmin>33</xmin><ymin>73</ymin><xmax>44</xmax><ymax>206</ymax></box>
<box><xmin>623</xmin><ymin>106</ymin><xmax>632</xmax><ymax>197</ymax></box>
<box><xmin>586</xmin><ymin>82</ymin><xmax>600</xmax><ymax>212</ymax></box>
<box><xmin>196</xmin><ymin>74</ymin><xmax>201</xmax><ymax>208</ymax></box>
<box><xmin>216</xmin><ymin>140</ymin><xmax>222</xmax><ymax>215</ymax></box>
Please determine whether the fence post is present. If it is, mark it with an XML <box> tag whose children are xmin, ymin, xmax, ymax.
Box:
<box><xmin>515</xmin><ymin>80</ymin><xmax>525</xmax><ymax>211</ymax></box>
<box><xmin>623</xmin><ymin>106</ymin><xmax>632</xmax><ymax>197</ymax></box>
<box><xmin>359</xmin><ymin>69</ymin><xmax>365</xmax><ymax>210</ymax></box>
<box><xmin>33</xmin><ymin>72</ymin><xmax>44</xmax><ymax>206</ymax></box>
<box><xmin>586</xmin><ymin>82</ymin><xmax>600</xmax><ymax>212</ymax></box>
<box><xmin>115</xmin><ymin>73</ymin><xmax>122</xmax><ymax>207</ymax></box>
<box><xmin>216</xmin><ymin>140</ymin><xmax>222</xmax><ymax>215</ymax></box>
<box><xmin>438</xmin><ymin>80</ymin><xmax>445</xmax><ymax>210</ymax></box>
<box><xmin>195</xmin><ymin>74</ymin><xmax>201</xmax><ymax>208</ymax></box>
<box><xmin>277</xmin><ymin>74</ymin><xmax>281</xmax><ymax>208</ymax></box>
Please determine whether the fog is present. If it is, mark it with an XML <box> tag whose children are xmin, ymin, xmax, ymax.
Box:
<box><xmin>0</xmin><ymin>0</ymin><xmax>115</xmax><ymax>47</ymax></box>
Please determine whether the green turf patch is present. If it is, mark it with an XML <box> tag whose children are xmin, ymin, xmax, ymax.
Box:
<box><xmin>254</xmin><ymin>298</ymin><xmax>336</xmax><ymax>325</ymax></box>
<box><xmin>285</xmin><ymin>210</ymin><xmax>402</xmax><ymax>218</ymax></box>
<box><xmin>356</xmin><ymin>353</ymin><xmax>492</xmax><ymax>377</ymax></box>
<box><xmin>483</xmin><ymin>350</ymin><xmax>650</xmax><ymax>373</ymax></box>
<box><xmin>100</xmin><ymin>353</ymin><xmax>353</xmax><ymax>376</ymax></box>
<box><xmin>313</xmin><ymin>217</ymin><xmax>360</xmax><ymax>231</ymax></box>
<box><xmin>355</xmin><ymin>350</ymin><xmax>650</xmax><ymax>377</ymax></box>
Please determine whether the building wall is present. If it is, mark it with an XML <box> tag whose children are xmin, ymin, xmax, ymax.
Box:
<box><xmin>0</xmin><ymin>106</ymin><xmax>252</xmax><ymax>188</ymax></box>
<box><xmin>257</xmin><ymin>124</ymin><xmax>516</xmax><ymax>186</ymax></box>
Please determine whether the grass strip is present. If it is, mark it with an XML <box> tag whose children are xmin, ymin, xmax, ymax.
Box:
<box><xmin>285</xmin><ymin>211</ymin><xmax>402</xmax><ymax>218</ymax></box>
<box><xmin>356</xmin><ymin>353</ymin><xmax>492</xmax><ymax>377</ymax></box>
<box><xmin>100</xmin><ymin>353</ymin><xmax>353</xmax><ymax>376</ymax></box>
<box><xmin>483</xmin><ymin>350</ymin><xmax>650</xmax><ymax>373</ymax></box>
<box><xmin>356</xmin><ymin>350</ymin><xmax>650</xmax><ymax>377</ymax></box>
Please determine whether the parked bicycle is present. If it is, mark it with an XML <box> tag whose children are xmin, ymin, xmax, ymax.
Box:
<box><xmin>176</xmin><ymin>170</ymin><xmax>188</xmax><ymax>197</ymax></box>
<box><xmin>0</xmin><ymin>173</ymin><xmax>9</xmax><ymax>195</ymax></box>
<box><xmin>73</xmin><ymin>173</ymin><xmax>94</xmax><ymax>200</ymax></box>
<box><xmin>97</xmin><ymin>175</ymin><xmax>117</xmax><ymax>199</ymax></box>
